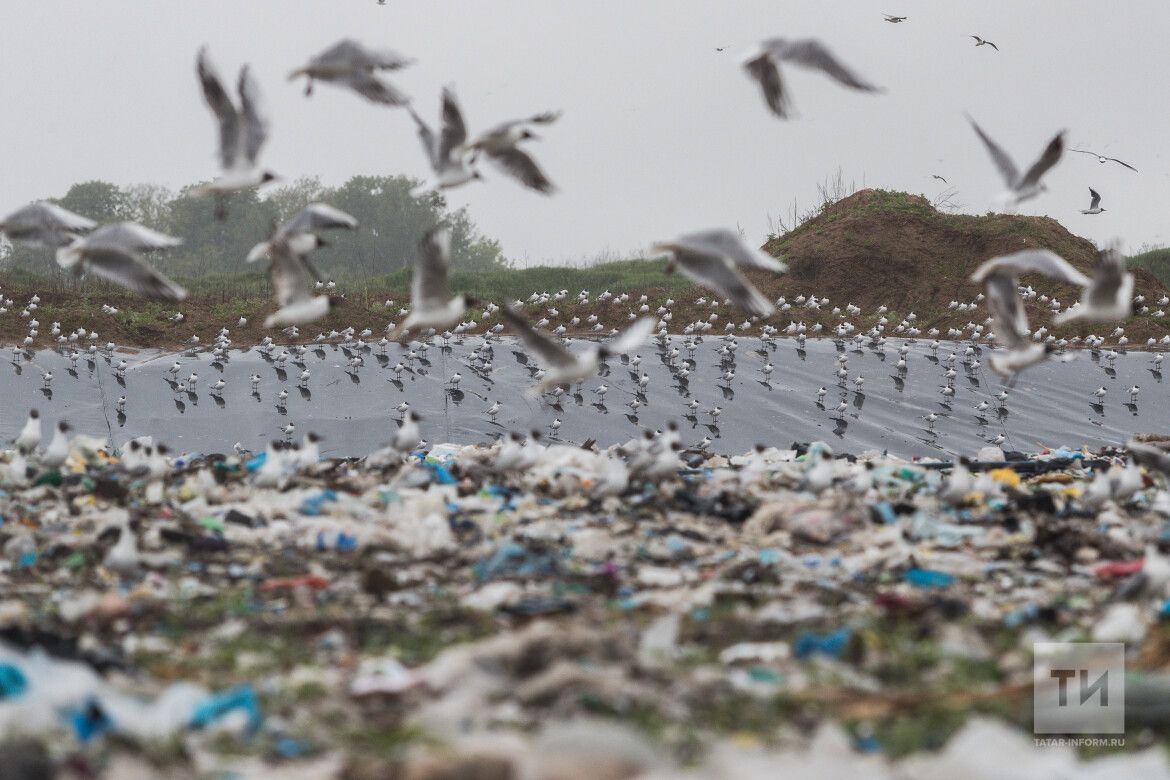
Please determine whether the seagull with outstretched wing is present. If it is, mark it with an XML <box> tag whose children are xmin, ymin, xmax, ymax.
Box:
<box><xmin>742</xmin><ymin>37</ymin><xmax>881</xmax><ymax>119</ymax></box>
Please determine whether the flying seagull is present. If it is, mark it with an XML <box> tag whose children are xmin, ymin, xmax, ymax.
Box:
<box><xmin>259</xmin><ymin>205</ymin><xmax>358</xmax><ymax>327</ymax></box>
<box><xmin>1081</xmin><ymin>188</ymin><xmax>1105</xmax><ymax>215</ymax></box>
<box><xmin>970</xmin><ymin>36</ymin><xmax>999</xmax><ymax>50</ymax></box>
<box><xmin>970</xmin><ymin>250</ymin><xmax>1089</xmax><ymax>376</ymax></box>
<box><xmin>931</xmin><ymin>174</ymin><xmax>948</xmax><ymax>184</ymax></box>
<box><xmin>502</xmin><ymin>304</ymin><xmax>656</xmax><ymax>393</ymax></box>
<box><xmin>194</xmin><ymin>47</ymin><xmax>278</xmax><ymax>218</ymax></box>
<box><xmin>56</xmin><ymin>223</ymin><xmax>187</xmax><ymax>301</ymax></box>
<box><xmin>1054</xmin><ymin>245</ymin><xmax>1135</xmax><ymax>325</ymax></box>
<box><xmin>883</xmin><ymin>14</ymin><xmax>907</xmax><ymax>23</ymax></box>
<box><xmin>0</xmin><ymin>203</ymin><xmax>95</xmax><ymax>249</ymax></box>
<box><xmin>652</xmin><ymin>228</ymin><xmax>787</xmax><ymax>317</ymax></box>
<box><xmin>742</xmin><ymin>38</ymin><xmax>881</xmax><ymax>119</ymax></box>
<box><xmin>968</xmin><ymin>116</ymin><xmax>1064</xmax><ymax>205</ymax></box>
<box><xmin>289</xmin><ymin>39</ymin><xmax>413</xmax><ymax>105</ymax></box>
<box><xmin>467</xmin><ymin>110</ymin><xmax>562</xmax><ymax>194</ymax></box>
<box><xmin>247</xmin><ymin>202</ymin><xmax>358</xmax><ymax>263</ymax></box>
<box><xmin>1070</xmin><ymin>149</ymin><xmax>1138</xmax><ymax>173</ymax></box>
<box><xmin>392</xmin><ymin>224</ymin><xmax>475</xmax><ymax>339</ymax></box>
<box><xmin>409</xmin><ymin>87</ymin><xmax>480</xmax><ymax>195</ymax></box>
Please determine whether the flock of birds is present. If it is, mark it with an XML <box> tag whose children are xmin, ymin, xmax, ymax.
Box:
<box><xmin>0</xmin><ymin>18</ymin><xmax>1161</xmax><ymax>464</ymax></box>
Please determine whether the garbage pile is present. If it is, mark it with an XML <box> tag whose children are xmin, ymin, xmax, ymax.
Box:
<box><xmin>1</xmin><ymin>432</ymin><xmax>1169</xmax><ymax>777</ymax></box>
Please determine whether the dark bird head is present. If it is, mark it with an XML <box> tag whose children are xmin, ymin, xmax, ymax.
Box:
<box><xmin>29</xmin><ymin>409</ymin><xmax>39</xmax><ymax>419</ymax></box>
<box><xmin>260</xmin><ymin>171</ymin><xmax>280</xmax><ymax>184</ymax></box>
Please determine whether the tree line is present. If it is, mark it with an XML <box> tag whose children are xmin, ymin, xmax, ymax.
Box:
<box><xmin>0</xmin><ymin>175</ymin><xmax>508</xmax><ymax>280</ymax></box>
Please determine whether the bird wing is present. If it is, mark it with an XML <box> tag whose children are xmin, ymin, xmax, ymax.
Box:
<box><xmin>438</xmin><ymin>86</ymin><xmax>469</xmax><ymax>162</ymax></box>
<box><xmin>985</xmin><ymin>40</ymin><xmax>999</xmax><ymax>50</ymax></box>
<box><xmin>268</xmin><ymin>242</ymin><xmax>316</xmax><ymax>308</ymax></box>
<box><xmin>484</xmin><ymin>145</ymin><xmax>556</xmax><ymax>194</ymax></box>
<box><xmin>362</xmin><ymin>45</ymin><xmax>414</xmax><ymax>71</ymax></box>
<box><xmin>1070</xmin><ymin>148</ymin><xmax>1099</xmax><ymax>157</ymax></box>
<box><xmin>308</xmin><ymin>39</ymin><xmax>363</xmax><ymax>69</ymax></box>
<box><xmin>1126</xmin><ymin>441</ymin><xmax>1170</xmax><ymax>476</ymax></box>
<box><xmin>79</xmin><ymin>249</ymin><xmax>188</xmax><ymax>301</ymax></box>
<box><xmin>280</xmin><ymin>203</ymin><xmax>358</xmax><ymax>238</ymax></box>
<box><xmin>345</xmin><ymin>71</ymin><xmax>410</xmax><ymax>105</ymax></box>
<box><xmin>408</xmin><ymin>107</ymin><xmax>438</xmax><ymax>167</ymax></box>
<box><xmin>970</xmin><ymin>249</ymin><xmax>1090</xmax><ymax>287</ymax></box>
<box><xmin>742</xmin><ymin>49</ymin><xmax>789</xmax><ymax>118</ymax></box>
<box><xmin>666</xmin><ymin>249</ymin><xmax>774</xmax><ymax>318</ymax></box>
<box><xmin>0</xmin><ymin>202</ymin><xmax>95</xmax><ymax>246</ymax></box>
<box><xmin>237</xmin><ymin>64</ymin><xmax>270</xmax><ymax>167</ymax></box>
<box><xmin>85</xmin><ymin>222</ymin><xmax>183</xmax><ymax>253</ymax></box>
<box><xmin>673</xmin><ymin>228</ymin><xmax>788</xmax><ymax>272</ymax></box>
<box><xmin>413</xmin><ymin>224</ymin><xmax>452</xmax><ymax>309</ymax></box>
<box><xmin>1088</xmin><ymin>187</ymin><xmax>1101</xmax><ymax>210</ymax></box>
<box><xmin>197</xmin><ymin>47</ymin><xmax>240</xmax><ymax>169</ymax></box>
<box><xmin>501</xmin><ymin>305</ymin><xmax>577</xmax><ymax>369</ymax></box>
<box><xmin>983</xmin><ymin>271</ymin><xmax>1029</xmax><ymax>350</ymax></box>
<box><xmin>603</xmin><ymin>317</ymin><xmax>658</xmax><ymax>357</ymax></box>
<box><xmin>773</xmin><ymin>39</ymin><xmax>881</xmax><ymax>92</ymax></box>
<box><xmin>1016</xmin><ymin>130</ymin><xmax>1065</xmax><ymax>191</ymax></box>
<box><xmin>1105</xmin><ymin>156</ymin><xmax>1138</xmax><ymax>172</ymax></box>
<box><xmin>967</xmin><ymin>117</ymin><xmax>1019</xmax><ymax>188</ymax></box>
<box><xmin>1087</xmin><ymin>248</ymin><xmax>1126</xmax><ymax>308</ymax></box>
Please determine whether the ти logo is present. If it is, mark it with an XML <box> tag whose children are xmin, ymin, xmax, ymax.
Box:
<box><xmin>1033</xmin><ymin>642</ymin><xmax>1125</xmax><ymax>734</ymax></box>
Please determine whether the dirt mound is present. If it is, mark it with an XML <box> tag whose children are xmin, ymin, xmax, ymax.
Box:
<box><xmin>748</xmin><ymin>189</ymin><xmax>1167</xmax><ymax>338</ymax></box>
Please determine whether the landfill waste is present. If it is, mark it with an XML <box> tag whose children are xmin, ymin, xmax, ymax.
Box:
<box><xmin>0</xmin><ymin>430</ymin><xmax>1169</xmax><ymax>777</ymax></box>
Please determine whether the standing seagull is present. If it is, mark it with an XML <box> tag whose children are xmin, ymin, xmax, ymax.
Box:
<box><xmin>970</xmin><ymin>35</ymin><xmax>999</xmax><ymax>50</ymax></box>
<box><xmin>970</xmin><ymin>250</ymin><xmax>1089</xmax><ymax>376</ymax></box>
<box><xmin>968</xmin><ymin>116</ymin><xmax>1064</xmax><ymax>205</ymax></box>
<box><xmin>1081</xmin><ymin>188</ymin><xmax>1105</xmax><ymax>215</ymax></box>
<box><xmin>56</xmin><ymin>223</ymin><xmax>187</xmax><ymax>300</ymax></box>
<box><xmin>1054</xmin><ymin>246</ymin><xmax>1135</xmax><ymax>325</ymax></box>
<box><xmin>392</xmin><ymin>225</ymin><xmax>474</xmax><ymax>339</ymax></box>
<box><xmin>1070</xmin><ymin>148</ymin><xmax>1138</xmax><ymax>173</ymax></box>
<box><xmin>653</xmin><ymin>228</ymin><xmax>787</xmax><ymax>317</ymax></box>
<box><xmin>467</xmin><ymin>109</ymin><xmax>561</xmax><ymax>194</ymax></box>
<box><xmin>409</xmin><ymin>87</ymin><xmax>480</xmax><ymax>195</ymax></box>
<box><xmin>194</xmin><ymin>47</ymin><xmax>278</xmax><ymax>218</ymax></box>
<box><xmin>0</xmin><ymin>203</ymin><xmax>95</xmax><ymax>248</ymax></box>
<box><xmin>288</xmin><ymin>39</ymin><xmax>413</xmax><ymax>105</ymax></box>
<box><xmin>742</xmin><ymin>38</ymin><xmax>881</xmax><ymax>119</ymax></box>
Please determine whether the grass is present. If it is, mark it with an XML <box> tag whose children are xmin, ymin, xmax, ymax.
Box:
<box><xmin>1129</xmin><ymin>248</ymin><xmax>1170</xmax><ymax>288</ymax></box>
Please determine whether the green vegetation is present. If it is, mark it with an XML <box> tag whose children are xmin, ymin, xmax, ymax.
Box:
<box><xmin>2</xmin><ymin>175</ymin><xmax>507</xmax><ymax>279</ymax></box>
<box><xmin>1128</xmin><ymin>246</ymin><xmax>1170</xmax><ymax>288</ymax></box>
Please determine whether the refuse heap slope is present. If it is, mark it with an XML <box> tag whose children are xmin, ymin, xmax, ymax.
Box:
<box><xmin>757</xmin><ymin>189</ymin><xmax>1167</xmax><ymax>320</ymax></box>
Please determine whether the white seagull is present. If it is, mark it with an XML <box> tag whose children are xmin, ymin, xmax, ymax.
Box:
<box><xmin>392</xmin><ymin>224</ymin><xmax>474</xmax><ymax>338</ymax></box>
<box><xmin>742</xmin><ymin>37</ymin><xmax>881</xmax><ymax>119</ymax></box>
<box><xmin>56</xmin><ymin>223</ymin><xmax>186</xmax><ymax>300</ymax></box>
<box><xmin>1081</xmin><ymin>187</ymin><xmax>1105</xmax><ymax>215</ymax></box>
<box><xmin>502</xmin><ymin>304</ymin><xmax>656</xmax><ymax>393</ymax></box>
<box><xmin>289</xmin><ymin>39</ymin><xmax>413</xmax><ymax>105</ymax></box>
<box><xmin>194</xmin><ymin>47</ymin><xmax>278</xmax><ymax>218</ymax></box>
<box><xmin>968</xmin><ymin>116</ymin><xmax>1064</xmax><ymax>205</ymax></box>
<box><xmin>409</xmin><ymin>87</ymin><xmax>480</xmax><ymax>194</ymax></box>
<box><xmin>0</xmin><ymin>202</ymin><xmax>95</xmax><ymax>248</ymax></box>
<box><xmin>653</xmin><ymin>228</ymin><xmax>787</xmax><ymax>318</ymax></box>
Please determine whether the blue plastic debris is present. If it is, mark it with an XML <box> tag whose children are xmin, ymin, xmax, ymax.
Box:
<box><xmin>422</xmin><ymin>461</ymin><xmax>457</xmax><ymax>485</ymax></box>
<box><xmin>794</xmin><ymin>628</ymin><xmax>851</xmax><ymax>660</ymax></box>
<box><xmin>473</xmin><ymin>542</ymin><xmax>559</xmax><ymax>582</ymax></box>
<box><xmin>17</xmin><ymin>551</ymin><xmax>36</xmax><ymax>569</ymax></box>
<box><xmin>189</xmin><ymin>685</ymin><xmax>263</xmax><ymax>736</ymax></box>
<box><xmin>904</xmin><ymin>568</ymin><xmax>955</xmax><ymax>589</ymax></box>
<box><xmin>0</xmin><ymin>664</ymin><xmax>27</xmax><ymax>699</ymax></box>
<box><xmin>872</xmin><ymin>502</ymin><xmax>897</xmax><ymax>525</ymax></box>
<box><xmin>300</xmin><ymin>489</ymin><xmax>338</xmax><ymax>516</ymax></box>
<box><xmin>69</xmin><ymin>699</ymin><xmax>113</xmax><ymax>743</ymax></box>
<box><xmin>245</xmin><ymin>452</ymin><xmax>266</xmax><ymax>473</ymax></box>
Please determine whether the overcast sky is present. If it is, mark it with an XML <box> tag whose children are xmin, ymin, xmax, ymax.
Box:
<box><xmin>2</xmin><ymin>1</ymin><xmax>1166</xmax><ymax>265</ymax></box>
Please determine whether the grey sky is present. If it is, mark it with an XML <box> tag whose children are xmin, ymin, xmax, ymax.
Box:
<box><xmin>2</xmin><ymin>1</ymin><xmax>1166</xmax><ymax>266</ymax></box>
